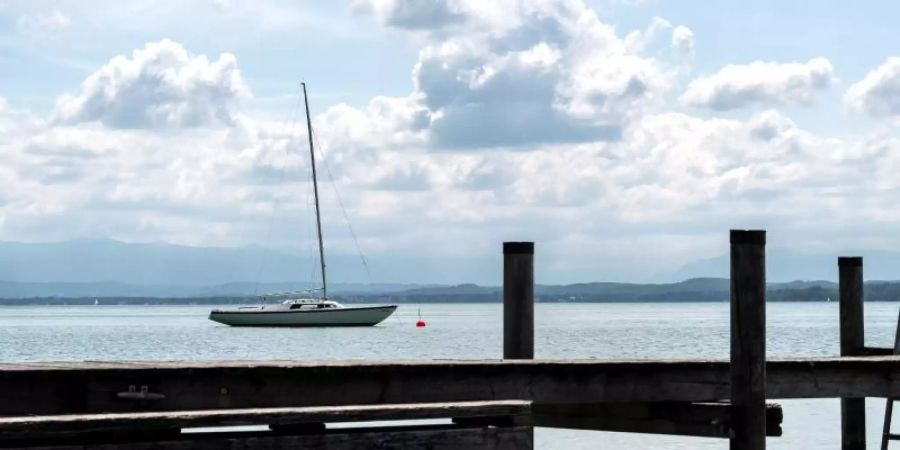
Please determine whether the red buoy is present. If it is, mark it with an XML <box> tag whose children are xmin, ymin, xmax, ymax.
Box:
<box><xmin>416</xmin><ymin>308</ymin><xmax>426</xmax><ymax>327</ymax></box>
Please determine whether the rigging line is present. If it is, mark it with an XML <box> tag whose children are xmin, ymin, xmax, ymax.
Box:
<box><xmin>252</xmin><ymin>93</ymin><xmax>304</xmax><ymax>298</ymax></box>
<box><xmin>393</xmin><ymin>303</ymin><xmax>403</xmax><ymax>324</ymax></box>
<box><xmin>310</xmin><ymin>128</ymin><xmax>374</xmax><ymax>285</ymax></box>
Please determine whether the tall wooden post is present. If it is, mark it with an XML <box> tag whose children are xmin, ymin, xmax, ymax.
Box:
<box><xmin>839</xmin><ymin>256</ymin><xmax>865</xmax><ymax>450</ymax></box>
<box><xmin>730</xmin><ymin>230</ymin><xmax>766</xmax><ymax>450</ymax></box>
<box><xmin>503</xmin><ymin>242</ymin><xmax>534</xmax><ymax>360</ymax></box>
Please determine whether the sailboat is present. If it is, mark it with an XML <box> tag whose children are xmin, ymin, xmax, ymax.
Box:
<box><xmin>209</xmin><ymin>83</ymin><xmax>397</xmax><ymax>327</ymax></box>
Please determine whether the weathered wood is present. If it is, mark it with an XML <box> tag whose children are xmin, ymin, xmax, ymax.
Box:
<box><xmin>6</xmin><ymin>358</ymin><xmax>900</xmax><ymax>416</ymax></box>
<box><xmin>839</xmin><ymin>257</ymin><xmax>865</xmax><ymax>357</ymax></box>
<box><xmin>532</xmin><ymin>402</ymin><xmax>782</xmax><ymax>438</ymax></box>
<box><xmin>9</xmin><ymin>424</ymin><xmax>533</xmax><ymax>450</ymax></box>
<box><xmin>859</xmin><ymin>347</ymin><xmax>893</xmax><ymax>356</ymax></box>
<box><xmin>503</xmin><ymin>242</ymin><xmax>534</xmax><ymax>360</ymax></box>
<box><xmin>730</xmin><ymin>229</ymin><xmax>766</xmax><ymax>450</ymax></box>
<box><xmin>0</xmin><ymin>401</ymin><xmax>531</xmax><ymax>441</ymax></box>
<box><xmin>879</xmin><ymin>309</ymin><xmax>900</xmax><ymax>450</ymax></box>
<box><xmin>451</xmin><ymin>415</ymin><xmax>530</xmax><ymax>427</ymax></box>
<box><xmin>267</xmin><ymin>422</ymin><xmax>325</xmax><ymax>433</ymax></box>
<box><xmin>839</xmin><ymin>256</ymin><xmax>865</xmax><ymax>450</ymax></box>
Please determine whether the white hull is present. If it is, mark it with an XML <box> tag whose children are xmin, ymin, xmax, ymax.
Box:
<box><xmin>209</xmin><ymin>305</ymin><xmax>397</xmax><ymax>327</ymax></box>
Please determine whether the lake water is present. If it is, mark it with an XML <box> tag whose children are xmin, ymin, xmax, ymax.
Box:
<box><xmin>2</xmin><ymin>302</ymin><xmax>899</xmax><ymax>449</ymax></box>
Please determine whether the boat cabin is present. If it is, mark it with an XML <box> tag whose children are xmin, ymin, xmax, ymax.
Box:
<box><xmin>282</xmin><ymin>299</ymin><xmax>343</xmax><ymax>310</ymax></box>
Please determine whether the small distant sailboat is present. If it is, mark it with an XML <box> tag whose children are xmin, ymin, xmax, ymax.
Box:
<box><xmin>209</xmin><ymin>83</ymin><xmax>397</xmax><ymax>327</ymax></box>
<box><xmin>94</xmin><ymin>298</ymin><xmax>99</xmax><ymax>306</ymax></box>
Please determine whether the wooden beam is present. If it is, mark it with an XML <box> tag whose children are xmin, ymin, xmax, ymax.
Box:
<box><xmin>859</xmin><ymin>347</ymin><xmax>893</xmax><ymax>356</ymax></box>
<box><xmin>839</xmin><ymin>256</ymin><xmax>865</xmax><ymax>450</ymax></box>
<box><xmin>6</xmin><ymin>424</ymin><xmax>533</xmax><ymax>450</ymax></box>
<box><xmin>0</xmin><ymin>401</ymin><xmax>531</xmax><ymax>441</ymax></box>
<box><xmin>4</xmin><ymin>357</ymin><xmax>900</xmax><ymax>416</ymax></box>
<box><xmin>730</xmin><ymin>230</ymin><xmax>767</xmax><ymax>450</ymax></box>
<box><xmin>533</xmin><ymin>402</ymin><xmax>782</xmax><ymax>438</ymax></box>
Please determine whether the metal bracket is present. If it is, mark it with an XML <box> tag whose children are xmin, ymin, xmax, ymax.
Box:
<box><xmin>117</xmin><ymin>385</ymin><xmax>165</xmax><ymax>400</ymax></box>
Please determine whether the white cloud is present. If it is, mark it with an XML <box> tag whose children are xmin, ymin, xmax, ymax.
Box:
<box><xmin>3</xmin><ymin>76</ymin><xmax>900</xmax><ymax>282</ymax></box>
<box><xmin>355</xmin><ymin>0</ymin><xmax>519</xmax><ymax>32</ymax></box>
<box><xmin>623</xmin><ymin>16</ymin><xmax>671</xmax><ymax>53</ymax></box>
<box><xmin>53</xmin><ymin>39</ymin><xmax>249</xmax><ymax>129</ymax></box>
<box><xmin>845</xmin><ymin>57</ymin><xmax>900</xmax><ymax>117</ymax></box>
<box><xmin>345</xmin><ymin>0</ymin><xmax>684</xmax><ymax>149</ymax></box>
<box><xmin>680</xmin><ymin>58</ymin><xmax>834</xmax><ymax>111</ymax></box>
<box><xmin>353</xmin><ymin>0</ymin><xmax>467</xmax><ymax>29</ymax></box>
<box><xmin>671</xmin><ymin>25</ymin><xmax>693</xmax><ymax>58</ymax></box>
<box><xmin>317</xmin><ymin>95</ymin><xmax>429</xmax><ymax>153</ymax></box>
<box><xmin>3</xmin><ymin>4</ymin><xmax>900</xmax><ymax>283</ymax></box>
<box><xmin>0</xmin><ymin>44</ymin><xmax>258</xmax><ymax>238</ymax></box>
<box><xmin>16</xmin><ymin>9</ymin><xmax>71</xmax><ymax>35</ymax></box>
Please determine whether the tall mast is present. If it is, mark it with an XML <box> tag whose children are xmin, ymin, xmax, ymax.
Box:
<box><xmin>302</xmin><ymin>82</ymin><xmax>327</xmax><ymax>299</ymax></box>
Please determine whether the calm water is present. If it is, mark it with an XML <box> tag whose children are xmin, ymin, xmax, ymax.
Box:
<box><xmin>2</xmin><ymin>302</ymin><xmax>899</xmax><ymax>449</ymax></box>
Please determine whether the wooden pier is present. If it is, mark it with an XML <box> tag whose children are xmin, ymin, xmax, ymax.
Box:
<box><xmin>0</xmin><ymin>230</ymin><xmax>898</xmax><ymax>449</ymax></box>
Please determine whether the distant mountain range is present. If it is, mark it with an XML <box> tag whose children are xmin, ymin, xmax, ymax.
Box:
<box><xmin>347</xmin><ymin>278</ymin><xmax>853</xmax><ymax>303</ymax></box>
<box><xmin>1</xmin><ymin>239</ymin><xmax>900</xmax><ymax>303</ymax></box>
<box><xmin>5</xmin><ymin>277</ymin><xmax>900</xmax><ymax>305</ymax></box>
<box><xmin>666</xmin><ymin>252</ymin><xmax>900</xmax><ymax>282</ymax></box>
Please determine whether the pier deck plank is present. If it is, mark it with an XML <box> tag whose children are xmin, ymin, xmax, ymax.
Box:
<box><xmin>2</xmin><ymin>357</ymin><xmax>900</xmax><ymax>416</ymax></box>
<box><xmin>6</xmin><ymin>425</ymin><xmax>533</xmax><ymax>450</ymax></box>
<box><xmin>533</xmin><ymin>402</ymin><xmax>783</xmax><ymax>438</ymax></box>
<box><xmin>0</xmin><ymin>401</ymin><xmax>531</xmax><ymax>440</ymax></box>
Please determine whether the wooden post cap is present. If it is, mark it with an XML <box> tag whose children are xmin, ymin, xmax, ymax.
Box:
<box><xmin>503</xmin><ymin>242</ymin><xmax>534</xmax><ymax>255</ymax></box>
<box><xmin>838</xmin><ymin>256</ymin><xmax>863</xmax><ymax>267</ymax></box>
<box><xmin>730</xmin><ymin>230</ymin><xmax>766</xmax><ymax>245</ymax></box>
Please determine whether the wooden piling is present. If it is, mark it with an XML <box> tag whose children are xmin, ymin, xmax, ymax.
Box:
<box><xmin>503</xmin><ymin>242</ymin><xmax>534</xmax><ymax>360</ymax></box>
<box><xmin>730</xmin><ymin>230</ymin><xmax>766</xmax><ymax>450</ymax></box>
<box><xmin>839</xmin><ymin>256</ymin><xmax>865</xmax><ymax>450</ymax></box>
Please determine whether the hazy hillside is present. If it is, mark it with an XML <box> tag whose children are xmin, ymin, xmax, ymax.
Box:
<box><xmin>6</xmin><ymin>277</ymin><xmax>900</xmax><ymax>304</ymax></box>
<box><xmin>1</xmin><ymin>239</ymin><xmax>900</xmax><ymax>303</ymax></box>
<box><xmin>3</xmin><ymin>239</ymin><xmax>900</xmax><ymax>287</ymax></box>
<box><xmin>9</xmin><ymin>278</ymin><xmax>900</xmax><ymax>305</ymax></box>
<box><xmin>668</xmin><ymin>252</ymin><xmax>900</xmax><ymax>282</ymax></box>
<box><xmin>364</xmin><ymin>278</ymin><xmax>850</xmax><ymax>303</ymax></box>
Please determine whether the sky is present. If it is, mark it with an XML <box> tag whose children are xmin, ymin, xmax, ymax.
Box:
<box><xmin>0</xmin><ymin>0</ymin><xmax>899</xmax><ymax>284</ymax></box>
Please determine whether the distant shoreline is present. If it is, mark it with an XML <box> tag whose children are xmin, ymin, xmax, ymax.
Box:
<box><xmin>4</xmin><ymin>278</ymin><xmax>900</xmax><ymax>304</ymax></box>
<box><xmin>0</xmin><ymin>297</ymin><xmax>895</xmax><ymax>306</ymax></box>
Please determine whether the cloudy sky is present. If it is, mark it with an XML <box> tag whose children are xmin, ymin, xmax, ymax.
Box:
<box><xmin>0</xmin><ymin>0</ymin><xmax>898</xmax><ymax>284</ymax></box>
